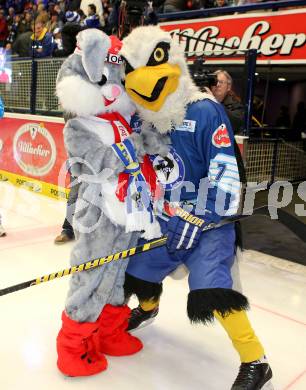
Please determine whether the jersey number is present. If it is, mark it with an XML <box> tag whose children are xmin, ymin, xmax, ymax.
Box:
<box><xmin>215</xmin><ymin>162</ymin><xmax>226</xmax><ymax>181</ymax></box>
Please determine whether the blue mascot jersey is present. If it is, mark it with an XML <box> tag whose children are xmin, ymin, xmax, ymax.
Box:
<box><xmin>147</xmin><ymin>99</ymin><xmax>241</xmax><ymax>224</ymax></box>
<box><xmin>128</xmin><ymin>99</ymin><xmax>241</xmax><ymax>290</ymax></box>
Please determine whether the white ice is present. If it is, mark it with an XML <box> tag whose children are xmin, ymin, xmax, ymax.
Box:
<box><xmin>0</xmin><ymin>182</ymin><xmax>305</xmax><ymax>390</ymax></box>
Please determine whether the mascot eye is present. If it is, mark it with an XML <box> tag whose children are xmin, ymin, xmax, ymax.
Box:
<box><xmin>147</xmin><ymin>42</ymin><xmax>170</xmax><ymax>66</ymax></box>
<box><xmin>153</xmin><ymin>48</ymin><xmax>165</xmax><ymax>63</ymax></box>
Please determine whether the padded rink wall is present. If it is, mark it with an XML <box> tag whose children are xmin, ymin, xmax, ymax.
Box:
<box><xmin>0</xmin><ymin>113</ymin><xmax>69</xmax><ymax>200</ymax></box>
<box><xmin>1</xmin><ymin>113</ymin><xmax>304</xmax><ymax>201</ymax></box>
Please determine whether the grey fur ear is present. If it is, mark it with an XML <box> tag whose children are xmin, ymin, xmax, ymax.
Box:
<box><xmin>76</xmin><ymin>29</ymin><xmax>111</xmax><ymax>83</ymax></box>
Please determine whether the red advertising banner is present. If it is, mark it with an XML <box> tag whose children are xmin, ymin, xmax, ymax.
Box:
<box><xmin>160</xmin><ymin>9</ymin><xmax>306</xmax><ymax>64</ymax></box>
<box><xmin>0</xmin><ymin>113</ymin><xmax>69</xmax><ymax>199</ymax></box>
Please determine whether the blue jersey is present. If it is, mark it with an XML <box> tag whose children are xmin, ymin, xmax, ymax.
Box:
<box><xmin>150</xmin><ymin>99</ymin><xmax>240</xmax><ymax>224</ymax></box>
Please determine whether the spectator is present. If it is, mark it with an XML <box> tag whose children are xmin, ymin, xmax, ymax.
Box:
<box><xmin>5</xmin><ymin>12</ymin><xmax>21</xmax><ymax>47</ymax></box>
<box><xmin>18</xmin><ymin>9</ymin><xmax>32</xmax><ymax>34</ymax></box>
<box><xmin>6</xmin><ymin>6</ymin><xmax>14</xmax><ymax>27</ymax></box>
<box><xmin>53</xmin><ymin>20</ymin><xmax>81</xmax><ymax>56</ymax></box>
<box><xmin>77</xmin><ymin>8</ymin><xmax>86</xmax><ymax>24</ymax></box>
<box><xmin>238</xmin><ymin>0</ymin><xmax>260</xmax><ymax>4</ymax></box>
<box><xmin>275</xmin><ymin>105</ymin><xmax>290</xmax><ymax>128</ymax></box>
<box><xmin>54</xmin><ymin>178</ymin><xmax>78</xmax><ymax>244</ymax></box>
<box><xmin>54</xmin><ymin>3</ymin><xmax>66</xmax><ymax>24</ymax></box>
<box><xmin>84</xmin><ymin>3</ymin><xmax>101</xmax><ymax>28</ymax></box>
<box><xmin>200</xmin><ymin>0</ymin><xmax>215</xmax><ymax>7</ymax></box>
<box><xmin>13</xmin><ymin>0</ymin><xmax>24</xmax><ymax>14</ymax></box>
<box><xmin>67</xmin><ymin>0</ymin><xmax>81</xmax><ymax>11</ymax></box>
<box><xmin>65</xmin><ymin>10</ymin><xmax>80</xmax><ymax>24</ymax></box>
<box><xmin>105</xmin><ymin>0</ymin><xmax>120</xmax><ymax>33</ymax></box>
<box><xmin>163</xmin><ymin>0</ymin><xmax>186</xmax><ymax>13</ymax></box>
<box><xmin>80</xmin><ymin>0</ymin><xmax>103</xmax><ymax>20</ymax></box>
<box><xmin>208</xmin><ymin>69</ymin><xmax>244</xmax><ymax>134</ymax></box>
<box><xmin>53</xmin><ymin>26</ymin><xmax>62</xmax><ymax>49</ymax></box>
<box><xmin>32</xmin><ymin>4</ymin><xmax>38</xmax><ymax>19</ymax></box>
<box><xmin>46</xmin><ymin>10</ymin><xmax>62</xmax><ymax>33</ymax></box>
<box><xmin>0</xmin><ymin>9</ymin><xmax>8</xmax><ymax>47</ymax></box>
<box><xmin>36</xmin><ymin>3</ymin><xmax>49</xmax><ymax>24</ymax></box>
<box><xmin>12</xmin><ymin>30</ymin><xmax>32</xmax><ymax>56</ymax></box>
<box><xmin>47</xmin><ymin>1</ymin><xmax>56</xmax><ymax>14</ymax></box>
<box><xmin>252</xmin><ymin>95</ymin><xmax>264</xmax><ymax>125</ymax></box>
<box><xmin>102</xmin><ymin>0</ymin><xmax>110</xmax><ymax>21</ymax></box>
<box><xmin>215</xmin><ymin>0</ymin><xmax>228</xmax><ymax>6</ymax></box>
<box><xmin>29</xmin><ymin>19</ymin><xmax>55</xmax><ymax>57</ymax></box>
<box><xmin>57</xmin><ymin>0</ymin><xmax>67</xmax><ymax>15</ymax></box>
<box><xmin>24</xmin><ymin>1</ymin><xmax>34</xmax><ymax>11</ymax></box>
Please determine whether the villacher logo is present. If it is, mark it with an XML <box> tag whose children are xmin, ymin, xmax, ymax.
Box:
<box><xmin>161</xmin><ymin>10</ymin><xmax>306</xmax><ymax>64</ymax></box>
<box><xmin>13</xmin><ymin>123</ymin><xmax>57</xmax><ymax>177</ymax></box>
<box><xmin>173</xmin><ymin>21</ymin><xmax>306</xmax><ymax>58</ymax></box>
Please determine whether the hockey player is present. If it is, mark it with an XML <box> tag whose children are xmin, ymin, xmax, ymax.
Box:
<box><xmin>120</xmin><ymin>26</ymin><xmax>273</xmax><ymax>390</ymax></box>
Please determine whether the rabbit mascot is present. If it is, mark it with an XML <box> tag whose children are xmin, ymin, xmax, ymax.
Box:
<box><xmin>55</xmin><ymin>29</ymin><xmax>168</xmax><ymax>377</ymax></box>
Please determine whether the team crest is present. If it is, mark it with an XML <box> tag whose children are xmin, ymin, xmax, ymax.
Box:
<box><xmin>212</xmin><ymin>124</ymin><xmax>231</xmax><ymax>148</ymax></box>
<box><xmin>150</xmin><ymin>147</ymin><xmax>185</xmax><ymax>190</ymax></box>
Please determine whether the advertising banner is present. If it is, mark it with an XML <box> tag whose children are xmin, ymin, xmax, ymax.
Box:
<box><xmin>160</xmin><ymin>9</ymin><xmax>306</xmax><ymax>64</ymax></box>
<box><xmin>0</xmin><ymin>113</ymin><xmax>69</xmax><ymax>200</ymax></box>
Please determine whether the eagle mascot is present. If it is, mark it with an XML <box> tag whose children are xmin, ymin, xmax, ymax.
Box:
<box><xmin>119</xmin><ymin>26</ymin><xmax>273</xmax><ymax>390</ymax></box>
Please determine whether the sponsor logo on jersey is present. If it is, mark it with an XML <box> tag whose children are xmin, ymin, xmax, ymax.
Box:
<box><xmin>150</xmin><ymin>147</ymin><xmax>185</xmax><ymax>190</ymax></box>
<box><xmin>212</xmin><ymin>124</ymin><xmax>231</xmax><ymax>148</ymax></box>
<box><xmin>175</xmin><ymin>119</ymin><xmax>196</xmax><ymax>133</ymax></box>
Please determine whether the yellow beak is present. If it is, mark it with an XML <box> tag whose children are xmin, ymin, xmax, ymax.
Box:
<box><xmin>125</xmin><ymin>63</ymin><xmax>181</xmax><ymax>112</ymax></box>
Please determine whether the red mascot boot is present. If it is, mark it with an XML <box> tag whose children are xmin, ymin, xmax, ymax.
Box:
<box><xmin>98</xmin><ymin>304</ymin><xmax>143</xmax><ymax>356</ymax></box>
<box><xmin>57</xmin><ymin>311</ymin><xmax>108</xmax><ymax>377</ymax></box>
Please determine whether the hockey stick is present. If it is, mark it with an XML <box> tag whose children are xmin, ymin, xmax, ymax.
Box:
<box><xmin>256</xmin><ymin>206</ymin><xmax>306</xmax><ymax>244</ymax></box>
<box><xmin>0</xmin><ymin>206</ymin><xmax>305</xmax><ymax>297</ymax></box>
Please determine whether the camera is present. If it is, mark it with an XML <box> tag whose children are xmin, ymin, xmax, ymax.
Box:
<box><xmin>191</xmin><ymin>57</ymin><xmax>218</xmax><ymax>89</ymax></box>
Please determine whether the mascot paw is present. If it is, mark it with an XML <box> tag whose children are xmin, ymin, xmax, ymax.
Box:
<box><xmin>78</xmin><ymin>169</ymin><xmax>114</xmax><ymax>185</ymax></box>
<box><xmin>128</xmin><ymin>132</ymin><xmax>146</xmax><ymax>159</ymax></box>
<box><xmin>141</xmin><ymin>129</ymin><xmax>170</xmax><ymax>156</ymax></box>
<box><xmin>141</xmin><ymin>221</ymin><xmax>162</xmax><ymax>240</ymax></box>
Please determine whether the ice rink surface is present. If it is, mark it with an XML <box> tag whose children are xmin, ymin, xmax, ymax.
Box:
<box><xmin>0</xmin><ymin>182</ymin><xmax>305</xmax><ymax>390</ymax></box>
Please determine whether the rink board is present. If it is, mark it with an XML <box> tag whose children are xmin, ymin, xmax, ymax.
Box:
<box><xmin>0</xmin><ymin>113</ymin><xmax>69</xmax><ymax>200</ymax></box>
<box><xmin>0</xmin><ymin>114</ymin><xmax>249</xmax><ymax>201</ymax></box>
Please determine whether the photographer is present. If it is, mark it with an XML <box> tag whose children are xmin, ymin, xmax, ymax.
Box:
<box><xmin>192</xmin><ymin>62</ymin><xmax>247</xmax><ymax>190</ymax></box>
<box><xmin>205</xmin><ymin>69</ymin><xmax>244</xmax><ymax>135</ymax></box>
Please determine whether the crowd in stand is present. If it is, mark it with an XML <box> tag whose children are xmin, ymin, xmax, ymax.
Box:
<box><xmin>0</xmin><ymin>0</ymin><xmax>283</xmax><ymax>58</ymax></box>
<box><xmin>0</xmin><ymin>0</ymin><xmax>112</xmax><ymax>57</ymax></box>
